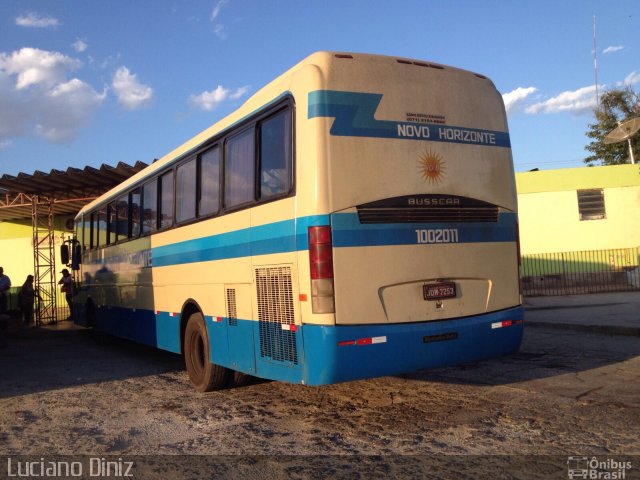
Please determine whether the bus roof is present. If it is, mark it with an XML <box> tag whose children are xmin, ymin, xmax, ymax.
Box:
<box><xmin>78</xmin><ymin>51</ymin><xmax>496</xmax><ymax>216</ymax></box>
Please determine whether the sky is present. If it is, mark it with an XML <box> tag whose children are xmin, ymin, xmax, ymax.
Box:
<box><xmin>0</xmin><ymin>0</ymin><xmax>638</xmax><ymax>177</ymax></box>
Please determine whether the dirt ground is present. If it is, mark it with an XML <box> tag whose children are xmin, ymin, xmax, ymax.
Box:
<box><xmin>1</xmin><ymin>321</ymin><xmax>639</xmax><ymax>478</ymax></box>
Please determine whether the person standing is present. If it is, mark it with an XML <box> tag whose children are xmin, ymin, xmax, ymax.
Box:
<box><xmin>0</xmin><ymin>267</ymin><xmax>11</xmax><ymax>315</ymax></box>
<box><xmin>58</xmin><ymin>269</ymin><xmax>73</xmax><ymax>320</ymax></box>
<box><xmin>18</xmin><ymin>275</ymin><xmax>41</xmax><ymax>325</ymax></box>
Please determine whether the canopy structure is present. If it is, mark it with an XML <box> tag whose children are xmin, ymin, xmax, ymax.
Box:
<box><xmin>0</xmin><ymin>161</ymin><xmax>148</xmax><ymax>324</ymax></box>
<box><xmin>0</xmin><ymin>161</ymin><xmax>148</xmax><ymax>221</ymax></box>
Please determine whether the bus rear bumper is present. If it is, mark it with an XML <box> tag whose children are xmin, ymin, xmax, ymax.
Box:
<box><xmin>301</xmin><ymin>306</ymin><xmax>524</xmax><ymax>386</ymax></box>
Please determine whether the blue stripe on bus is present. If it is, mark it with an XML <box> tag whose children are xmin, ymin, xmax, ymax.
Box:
<box><xmin>308</xmin><ymin>90</ymin><xmax>511</xmax><ymax>148</ymax></box>
<box><xmin>87</xmin><ymin>302</ymin><xmax>523</xmax><ymax>386</ymax></box>
<box><xmin>151</xmin><ymin>213</ymin><xmax>517</xmax><ymax>267</ymax></box>
<box><xmin>331</xmin><ymin>212</ymin><xmax>517</xmax><ymax>247</ymax></box>
<box><xmin>152</xmin><ymin>215</ymin><xmax>330</xmax><ymax>267</ymax></box>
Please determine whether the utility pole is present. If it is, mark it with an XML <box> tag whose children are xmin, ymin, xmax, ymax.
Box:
<box><xmin>593</xmin><ymin>15</ymin><xmax>599</xmax><ymax>108</ymax></box>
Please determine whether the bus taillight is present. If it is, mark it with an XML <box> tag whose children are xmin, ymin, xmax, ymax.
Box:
<box><xmin>309</xmin><ymin>226</ymin><xmax>335</xmax><ymax>314</ymax></box>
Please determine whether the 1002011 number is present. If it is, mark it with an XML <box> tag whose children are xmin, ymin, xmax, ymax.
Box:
<box><xmin>415</xmin><ymin>228</ymin><xmax>459</xmax><ymax>244</ymax></box>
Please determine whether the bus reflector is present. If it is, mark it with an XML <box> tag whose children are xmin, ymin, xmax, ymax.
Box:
<box><xmin>309</xmin><ymin>226</ymin><xmax>335</xmax><ymax>314</ymax></box>
<box><xmin>339</xmin><ymin>336</ymin><xmax>387</xmax><ymax>347</ymax></box>
<box><xmin>491</xmin><ymin>320</ymin><xmax>522</xmax><ymax>329</ymax></box>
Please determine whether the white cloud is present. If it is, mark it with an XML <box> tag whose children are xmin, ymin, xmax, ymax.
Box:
<box><xmin>229</xmin><ymin>86</ymin><xmax>249</xmax><ymax>99</ymax></box>
<box><xmin>0</xmin><ymin>140</ymin><xmax>11</xmax><ymax>151</ymax></box>
<box><xmin>502</xmin><ymin>86</ymin><xmax>537</xmax><ymax>114</ymax></box>
<box><xmin>214</xmin><ymin>24</ymin><xmax>227</xmax><ymax>39</ymax></box>
<box><xmin>112</xmin><ymin>66</ymin><xmax>153</xmax><ymax>110</ymax></box>
<box><xmin>211</xmin><ymin>0</ymin><xmax>229</xmax><ymax>21</ymax></box>
<box><xmin>100</xmin><ymin>53</ymin><xmax>122</xmax><ymax>70</ymax></box>
<box><xmin>622</xmin><ymin>71</ymin><xmax>640</xmax><ymax>86</ymax></box>
<box><xmin>36</xmin><ymin>79</ymin><xmax>106</xmax><ymax>142</ymax></box>
<box><xmin>72</xmin><ymin>39</ymin><xmax>88</xmax><ymax>53</ymax></box>
<box><xmin>211</xmin><ymin>0</ymin><xmax>230</xmax><ymax>38</ymax></box>
<box><xmin>15</xmin><ymin>12</ymin><xmax>59</xmax><ymax>28</ymax></box>
<box><xmin>188</xmin><ymin>85</ymin><xmax>249</xmax><ymax>111</ymax></box>
<box><xmin>603</xmin><ymin>45</ymin><xmax>624</xmax><ymax>54</ymax></box>
<box><xmin>525</xmin><ymin>85</ymin><xmax>597</xmax><ymax>115</ymax></box>
<box><xmin>0</xmin><ymin>48</ymin><xmax>81</xmax><ymax>90</ymax></box>
<box><xmin>0</xmin><ymin>48</ymin><xmax>105</xmax><ymax>144</ymax></box>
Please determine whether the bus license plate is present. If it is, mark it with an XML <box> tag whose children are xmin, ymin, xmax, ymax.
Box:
<box><xmin>423</xmin><ymin>282</ymin><xmax>456</xmax><ymax>301</ymax></box>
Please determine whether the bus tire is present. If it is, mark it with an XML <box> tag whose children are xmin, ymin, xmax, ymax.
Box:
<box><xmin>87</xmin><ymin>300</ymin><xmax>113</xmax><ymax>345</ymax></box>
<box><xmin>184</xmin><ymin>312</ymin><xmax>230</xmax><ymax>392</ymax></box>
<box><xmin>232</xmin><ymin>371</ymin><xmax>254</xmax><ymax>387</ymax></box>
<box><xmin>86</xmin><ymin>300</ymin><xmax>96</xmax><ymax>327</ymax></box>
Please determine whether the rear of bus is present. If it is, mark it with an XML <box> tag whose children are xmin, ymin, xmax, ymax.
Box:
<box><xmin>298</xmin><ymin>53</ymin><xmax>522</xmax><ymax>385</ymax></box>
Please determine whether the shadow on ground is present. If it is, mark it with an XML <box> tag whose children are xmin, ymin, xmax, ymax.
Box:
<box><xmin>403</xmin><ymin>326</ymin><xmax>640</xmax><ymax>386</ymax></box>
<box><xmin>2</xmin><ymin>320</ymin><xmax>639</xmax><ymax>399</ymax></box>
<box><xmin>0</xmin><ymin>322</ymin><xmax>184</xmax><ymax>399</ymax></box>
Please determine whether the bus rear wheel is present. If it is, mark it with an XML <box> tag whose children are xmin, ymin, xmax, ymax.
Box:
<box><xmin>184</xmin><ymin>312</ymin><xmax>230</xmax><ymax>392</ymax></box>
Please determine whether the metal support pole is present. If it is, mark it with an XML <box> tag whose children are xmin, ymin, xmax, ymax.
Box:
<box><xmin>32</xmin><ymin>195</ymin><xmax>58</xmax><ymax>325</ymax></box>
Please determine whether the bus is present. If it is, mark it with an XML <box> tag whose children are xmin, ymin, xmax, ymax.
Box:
<box><xmin>72</xmin><ymin>52</ymin><xmax>523</xmax><ymax>391</ymax></box>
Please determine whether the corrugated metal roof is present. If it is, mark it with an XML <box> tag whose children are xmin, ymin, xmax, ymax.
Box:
<box><xmin>0</xmin><ymin>162</ymin><xmax>148</xmax><ymax>222</ymax></box>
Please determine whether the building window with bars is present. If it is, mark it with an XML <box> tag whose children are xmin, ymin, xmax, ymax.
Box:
<box><xmin>577</xmin><ymin>189</ymin><xmax>606</xmax><ymax>221</ymax></box>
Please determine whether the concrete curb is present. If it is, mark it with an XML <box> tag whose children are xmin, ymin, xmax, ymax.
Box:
<box><xmin>526</xmin><ymin>320</ymin><xmax>640</xmax><ymax>337</ymax></box>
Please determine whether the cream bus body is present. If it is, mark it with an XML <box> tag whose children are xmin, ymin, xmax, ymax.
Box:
<box><xmin>74</xmin><ymin>52</ymin><xmax>523</xmax><ymax>389</ymax></box>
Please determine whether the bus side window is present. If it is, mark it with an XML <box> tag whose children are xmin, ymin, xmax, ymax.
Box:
<box><xmin>176</xmin><ymin>158</ymin><xmax>196</xmax><ymax>223</ymax></box>
<box><xmin>84</xmin><ymin>215</ymin><xmax>91</xmax><ymax>251</ymax></box>
<box><xmin>259</xmin><ymin>108</ymin><xmax>291</xmax><ymax>199</ymax></box>
<box><xmin>225</xmin><ymin>128</ymin><xmax>255</xmax><ymax>209</ymax></box>
<box><xmin>107</xmin><ymin>202</ymin><xmax>116</xmax><ymax>245</ymax></box>
<box><xmin>90</xmin><ymin>213</ymin><xmax>96</xmax><ymax>249</ymax></box>
<box><xmin>142</xmin><ymin>179</ymin><xmax>158</xmax><ymax>235</ymax></box>
<box><xmin>116</xmin><ymin>194</ymin><xmax>128</xmax><ymax>242</ymax></box>
<box><xmin>97</xmin><ymin>207</ymin><xmax>107</xmax><ymax>247</ymax></box>
<box><xmin>159</xmin><ymin>171</ymin><xmax>174</xmax><ymax>229</ymax></box>
<box><xmin>199</xmin><ymin>146</ymin><xmax>220</xmax><ymax>217</ymax></box>
<box><xmin>130</xmin><ymin>188</ymin><xmax>142</xmax><ymax>238</ymax></box>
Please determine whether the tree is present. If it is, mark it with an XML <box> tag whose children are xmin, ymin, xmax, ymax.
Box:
<box><xmin>584</xmin><ymin>87</ymin><xmax>640</xmax><ymax>166</ymax></box>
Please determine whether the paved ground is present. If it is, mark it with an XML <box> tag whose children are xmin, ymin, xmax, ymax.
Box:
<box><xmin>1</xmin><ymin>293</ymin><xmax>639</xmax><ymax>479</ymax></box>
<box><xmin>525</xmin><ymin>291</ymin><xmax>640</xmax><ymax>336</ymax></box>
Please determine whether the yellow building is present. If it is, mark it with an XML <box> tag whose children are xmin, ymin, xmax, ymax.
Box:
<box><xmin>516</xmin><ymin>164</ymin><xmax>640</xmax><ymax>254</ymax></box>
<box><xmin>0</xmin><ymin>218</ymin><xmax>73</xmax><ymax>292</ymax></box>
<box><xmin>516</xmin><ymin>164</ymin><xmax>640</xmax><ymax>294</ymax></box>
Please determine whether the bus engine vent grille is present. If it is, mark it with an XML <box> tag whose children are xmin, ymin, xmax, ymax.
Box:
<box><xmin>255</xmin><ymin>266</ymin><xmax>297</xmax><ymax>365</ymax></box>
<box><xmin>357</xmin><ymin>207</ymin><xmax>499</xmax><ymax>223</ymax></box>
<box><xmin>226</xmin><ymin>288</ymin><xmax>237</xmax><ymax>326</ymax></box>
<box><xmin>357</xmin><ymin>195</ymin><xmax>499</xmax><ymax>224</ymax></box>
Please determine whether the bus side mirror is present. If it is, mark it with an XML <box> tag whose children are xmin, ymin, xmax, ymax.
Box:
<box><xmin>60</xmin><ymin>244</ymin><xmax>70</xmax><ymax>265</ymax></box>
<box><xmin>72</xmin><ymin>244</ymin><xmax>82</xmax><ymax>270</ymax></box>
